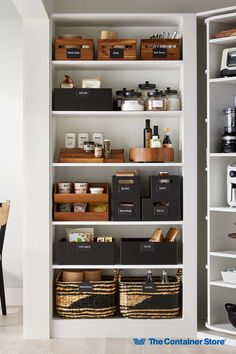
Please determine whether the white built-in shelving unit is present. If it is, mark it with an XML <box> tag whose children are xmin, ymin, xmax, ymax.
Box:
<box><xmin>205</xmin><ymin>11</ymin><xmax>236</xmax><ymax>336</ymax></box>
<box><xmin>49</xmin><ymin>12</ymin><xmax>197</xmax><ymax>338</ymax></box>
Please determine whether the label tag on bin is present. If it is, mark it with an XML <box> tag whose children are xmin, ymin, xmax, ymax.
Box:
<box><xmin>79</xmin><ymin>282</ymin><xmax>93</xmax><ymax>292</ymax></box>
<box><xmin>67</xmin><ymin>48</ymin><xmax>81</xmax><ymax>58</ymax></box>
<box><xmin>110</xmin><ymin>48</ymin><xmax>124</xmax><ymax>58</ymax></box>
<box><xmin>143</xmin><ymin>283</ymin><xmax>156</xmax><ymax>292</ymax></box>
<box><xmin>140</xmin><ymin>243</ymin><xmax>155</xmax><ymax>252</ymax></box>
<box><xmin>153</xmin><ymin>48</ymin><xmax>167</xmax><ymax>58</ymax></box>
<box><xmin>77</xmin><ymin>244</ymin><xmax>92</xmax><ymax>252</ymax></box>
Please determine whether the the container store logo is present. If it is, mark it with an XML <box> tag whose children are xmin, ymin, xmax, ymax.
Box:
<box><xmin>133</xmin><ymin>338</ymin><xmax>146</xmax><ymax>345</ymax></box>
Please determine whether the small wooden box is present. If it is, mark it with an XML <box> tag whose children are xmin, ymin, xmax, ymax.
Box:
<box><xmin>54</xmin><ymin>38</ymin><xmax>94</xmax><ymax>60</ymax></box>
<box><xmin>53</xmin><ymin>183</ymin><xmax>109</xmax><ymax>221</ymax></box>
<box><xmin>98</xmin><ymin>39</ymin><xmax>137</xmax><ymax>60</ymax></box>
<box><xmin>140</xmin><ymin>39</ymin><xmax>181</xmax><ymax>60</ymax></box>
<box><xmin>129</xmin><ymin>148</ymin><xmax>174</xmax><ymax>163</ymax></box>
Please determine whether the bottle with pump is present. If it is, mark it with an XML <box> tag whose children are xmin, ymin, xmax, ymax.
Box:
<box><xmin>151</xmin><ymin>125</ymin><xmax>162</xmax><ymax>148</ymax></box>
<box><xmin>163</xmin><ymin>128</ymin><xmax>172</xmax><ymax>148</ymax></box>
<box><xmin>144</xmin><ymin>119</ymin><xmax>152</xmax><ymax>148</ymax></box>
<box><xmin>161</xmin><ymin>269</ymin><xmax>169</xmax><ymax>284</ymax></box>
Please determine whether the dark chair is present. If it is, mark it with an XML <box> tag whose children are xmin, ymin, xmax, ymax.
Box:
<box><xmin>0</xmin><ymin>201</ymin><xmax>10</xmax><ymax>315</ymax></box>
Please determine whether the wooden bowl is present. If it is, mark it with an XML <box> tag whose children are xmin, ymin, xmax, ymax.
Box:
<box><xmin>129</xmin><ymin>147</ymin><xmax>174</xmax><ymax>162</ymax></box>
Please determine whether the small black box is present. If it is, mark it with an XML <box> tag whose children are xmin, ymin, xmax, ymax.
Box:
<box><xmin>53</xmin><ymin>88</ymin><xmax>113</xmax><ymax>111</ymax></box>
<box><xmin>112</xmin><ymin>199</ymin><xmax>141</xmax><ymax>221</ymax></box>
<box><xmin>142</xmin><ymin>198</ymin><xmax>181</xmax><ymax>221</ymax></box>
<box><xmin>54</xmin><ymin>239</ymin><xmax>116</xmax><ymax>265</ymax></box>
<box><xmin>150</xmin><ymin>175</ymin><xmax>181</xmax><ymax>199</ymax></box>
<box><xmin>120</xmin><ymin>238</ymin><xmax>178</xmax><ymax>265</ymax></box>
<box><xmin>112</xmin><ymin>176</ymin><xmax>141</xmax><ymax>200</ymax></box>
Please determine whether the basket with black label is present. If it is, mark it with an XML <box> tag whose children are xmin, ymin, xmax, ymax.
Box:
<box><xmin>140</xmin><ymin>39</ymin><xmax>181</xmax><ymax>60</ymax></box>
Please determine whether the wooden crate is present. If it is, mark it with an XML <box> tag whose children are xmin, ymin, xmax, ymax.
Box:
<box><xmin>98</xmin><ymin>39</ymin><xmax>136</xmax><ymax>60</ymax></box>
<box><xmin>59</xmin><ymin>148</ymin><xmax>124</xmax><ymax>163</ymax></box>
<box><xmin>140</xmin><ymin>39</ymin><xmax>181</xmax><ymax>60</ymax></box>
<box><xmin>129</xmin><ymin>147</ymin><xmax>174</xmax><ymax>162</ymax></box>
<box><xmin>53</xmin><ymin>183</ymin><xmax>109</xmax><ymax>221</ymax></box>
<box><xmin>54</xmin><ymin>38</ymin><xmax>94</xmax><ymax>60</ymax></box>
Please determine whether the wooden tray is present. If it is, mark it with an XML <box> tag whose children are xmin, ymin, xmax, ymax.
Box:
<box><xmin>140</xmin><ymin>39</ymin><xmax>181</xmax><ymax>60</ymax></box>
<box><xmin>129</xmin><ymin>147</ymin><xmax>174</xmax><ymax>162</ymax></box>
<box><xmin>59</xmin><ymin>148</ymin><xmax>124</xmax><ymax>163</ymax></box>
<box><xmin>98</xmin><ymin>39</ymin><xmax>136</xmax><ymax>60</ymax></box>
<box><xmin>53</xmin><ymin>183</ymin><xmax>109</xmax><ymax>221</ymax></box>
<box><xmin>54</xmin><ymin>38</ymin><xmax>94</xmax><ymax>60</ymax></box>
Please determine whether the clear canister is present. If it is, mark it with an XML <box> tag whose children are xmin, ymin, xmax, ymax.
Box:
<box><xmin>164</xmin><ymin>87</ymin><xmax>181</xmax><ymax>111</ymax></box>
<box><xmin>137</xmin><ymin>81</ymin><xmax>156</xmax><ymax>100</ymax></box>
<box><xmin>145</xmin><ymin>90</ymin><xmax>168</xmax><ymax>111</ymax></box>
<box><xmin>121</xmin><ymin>90</ymin><xmax>144</xmax><ymax>111</ymax></box>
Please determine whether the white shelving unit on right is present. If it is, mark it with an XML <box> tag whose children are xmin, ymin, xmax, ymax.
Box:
<box><xmin>206</xmin><ymin>11</ymin><xmax>236</xmax><ymax>336</ymax></box>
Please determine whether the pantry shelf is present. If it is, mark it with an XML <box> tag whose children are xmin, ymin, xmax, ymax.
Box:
<box><xmin>209</xmin><ymin>153</ymin><xmax>236</xmax><ymax>157</ymax></box>
<box><xmin>206</xmin><ymin>322</ymin><xmax>236</xmax><ymax>336</ymax></box>
<box><xmin>52</xmin><ymin>111</ymin><xmax>183</xmax><ymax>118</ymax></box>
<box><xmin>52</xmin><ymin>220</ymin><xmax>184</xmax><ymax>226</ymax></box>
<box><xmin>210</xmin><ymin>280</ymin><xmax>236</xmax><ymax>289</ymax></box>
<box><xmin>52</xmin><ymin>60</ymin><xmax>183</xmax><ymax>71</ymax></box>
<box><xmin>210</xmin><ymin>251</ymin><xmax>236</xmax><ymax>258</ymax></box>
<box><xmin>209</xmin><ymin>77</ymin><xmax>236</xmax><ymax>84</ymax></box>
<box><xmin>210</xmin><ymin>207</ymin><xmax>236</xmax><ymax>212</ymax></box>
<box><xmin>52</xmin><ymin>264</ymin><xmax>183</xmax><ymax>269</ymax></box>
<box><xmin>209</xmin><ymin>36</ymin><xmax>236</xmax><ymax>45</ymax></box>
<box><xmin>52</xmin><ymin>162</ymin><xmax>183</xmax><ymax>167</ymax></box>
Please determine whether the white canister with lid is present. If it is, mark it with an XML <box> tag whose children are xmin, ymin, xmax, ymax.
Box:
<box><xmin>92</xmin><ymin>133</ymin><xmax>104</xmax><ymax>146</ymax></box>
<box><xmin>165</xmin><ymin>87</ymin><xmax>181</xmax><ymax>111</ymax></box>
<box><xmin>65</xmin><ymin>133</ymin><xmax>76</xmax><ymax>148</ymax></box>
<box><xmin>78</xmin><ymin>132</ymin><xmax>89</xmax><ymax>148</ymax></box>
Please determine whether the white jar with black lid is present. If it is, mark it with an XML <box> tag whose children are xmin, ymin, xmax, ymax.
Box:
<box><xmin>121</xmin><ymin>90</ymin><xmax>144</xmax><ymax>111</ymax></box>
<box><xmin>165</xmin><ymin>87</ymin><xmax>181</xmax><ymax>111</ymax></box>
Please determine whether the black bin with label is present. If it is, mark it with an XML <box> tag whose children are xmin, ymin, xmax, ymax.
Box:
<box><xmin>120</xmin><ymin>238</ymin><xmax>178</xmax><ymax>265</ymax></box>
<box><xmin>54</xmin><ymin>239</ymin><xmax>116</xmax><ymax>265</ymax></box>
<box><xmin>149</xmin><ymin>175</ymin><xmax>181</xmax><ymax>199</ymax></box>
<box><xmin>53</xmin><ymin>88</ymin><xmax>113</xmax><ymax>111</ymax></box>
<box><xmin>142</xmin><ymin>198</ymin><xmax>181</xmax><ymax>221</ymax></box>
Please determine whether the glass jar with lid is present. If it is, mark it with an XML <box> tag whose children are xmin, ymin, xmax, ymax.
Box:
<box><xmin>113</xmin><ymin>88</ymin><xmax>127</xmax><ymax>111</ymax></box>
<box><xmin>137</xmin><ymin>81</ymin><xmax>156</xmax><ymax>100</ymax></box>
<box><xmin>164</xmin><ymin>87</ymin><xmax>181</xmax><ymax>111</ymax></box>
<box><xmin>145</xmin><ymin>90</ymin><xmax>168</xmax><ymax>111</ymax></box>
<box><xmin>121</xmin><ymin>90</ymin><xmax>144</xmax><ymax>111</ymax></box>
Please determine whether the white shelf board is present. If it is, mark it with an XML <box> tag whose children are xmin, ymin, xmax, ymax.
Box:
<box><xmin>210</xmin><ymin>280</ymin><xmax>236</xmax><ymax>289</ymax></box>
<box><xmin>210</xmin><ymin>153</ymin><xmax>236</xmax><ymax>157</ymax></box>
<box><xmin>52</xmin><ymin>264</ymin><xmax>183</xmax><ymax>269</ymax></box>
<box><xmin>209</xmin><ymin>36</ymin><xmax>236</xmax><ymax>45</ymax></box>
<box><xmin>52</xmin><ymin>316</ymin><xmax>184</xmax><ymax>338</ymax></box>
<box><xmin>52</xmin><ymin>220</ymin><xmax>183</xmax><ymax>226</ymax></box>
<box><xmin>51</xmin><ymin>13</ymin><xmax>182</xmax><ymax>27</ymax></box>
<box><xmin>52</xmin><ymin>110</ymin><xmax>183</xmax><ymax>118</ymax></box>
<box><xmin>210</xmin><ymin>207</ymin><xmax>236</xmax><ymax>212</ymax></box>
<box><xmin>210</xmin><ymin>251</ymin><xmax>236</xmax><ymax>258</ymax></box>
<box><xmin>206</xmin><ymin>323</ymin><xmax>236</xmax><ymax>337</ymax></box>
<box><xmin>52</xmin><ymin>60</ymin><xmax>183</xmax><ymax>71</ymax></box>
<box><xmin>52</xmin><ymin>162</ymin><xmax>183</xmax><ymax>167</ymax></box>
<box><xmin>210</xmin><ymin>77</ymin><xmax>236</xmax><ymax>84</ymax></box>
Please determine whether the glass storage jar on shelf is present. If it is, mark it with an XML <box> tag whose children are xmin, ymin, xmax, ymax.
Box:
<box><xmin>121</xmin><ymin>90</ymin><xmax>144</xmax><ymax>111</ymax></box>
<box><xmin>164</xmin><ymin>87</ymin><xmax>181</xmax><ymax>111</ymax></box>
<box><xmin>113</xmin><ymin>88</ymin><xmax>127</xmax><ymax>111</ymax></box>
<box><xmin>137</xmin><ymin>81</ymin><xmax>156</xmax><ymax>100</ymax></box>
<box><xmin>145</xmin><ymin>90</ymin><xmax>168</xmax><ymax>111</ymax></box>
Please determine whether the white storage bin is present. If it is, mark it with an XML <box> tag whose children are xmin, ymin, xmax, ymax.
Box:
<box><xmin>221</xmin><ymin>270</ymin><xmax>236</xmax><ymax>284</ymax></box>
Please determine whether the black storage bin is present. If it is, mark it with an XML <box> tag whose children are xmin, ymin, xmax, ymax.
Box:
<box><xmin>150</xmin><ymin>175</ymin><xmax>181</xmax><ymax>199</ymax></box>
<box><xmin>53</xmin><ymin>88</ymin><xmax>113</xmax><ymax>111</ymax></box>
<box><xmin>112</xmin><ymin>176</ymin><xmax>141</xmax><ymax>200</ymax></box>
<box><xmin>142</xmin><ymin>198</ymin><xmax>181</xmax><ymax>221</ymax></box>
<box><xmin>54</xmin><ymin>239</ymin><xmax>116</xmax><ymax>265</ymax></box>
<box><xmin>120</xmin><ymin>238</ymin><xmax>178</xmax><ymax>265</ymax></box>
<box><xmin>112</xmin><ymin>199</ymin><xmax>141</xmax><ymax>221</ymax></box>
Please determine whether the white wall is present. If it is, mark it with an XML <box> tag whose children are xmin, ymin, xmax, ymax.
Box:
<box><xmin>0</xmin><ymin>0</ymin><xmax>23</xmax><ymax>304</ymax></box>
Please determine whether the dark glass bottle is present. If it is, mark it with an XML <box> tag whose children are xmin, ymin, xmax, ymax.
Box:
<box><xmin>163</xmin><ymin>128</ymin><xmax>172</xmax><ymax>148</ymax></box>
<box><xmin>144</xmin><ymin>119</ymin><xmax>152</xmax><ymax>148</ymax></box>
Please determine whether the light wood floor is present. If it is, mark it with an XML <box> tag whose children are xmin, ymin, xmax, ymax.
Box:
<box><xmin>0</xmin><ymin>307</ymin><xmax>235</xmax><ymax>354</ymax></box>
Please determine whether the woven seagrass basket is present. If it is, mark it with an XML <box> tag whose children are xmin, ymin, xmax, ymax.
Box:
<box><xmin>55</xmin><ymin>271</ymin><xmax>118</xmax><ymax>318</ymax></box>
<box><xmin>119</xmin><ymin>269</ymin><xmax>182</xmax><ymax>319</ymax></box>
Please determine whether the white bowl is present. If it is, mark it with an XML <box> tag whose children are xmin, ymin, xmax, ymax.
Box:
<box><xmin>90</xmin><ymin>187</ymin><xmax>104</xmax><ymax>194</ymax></box>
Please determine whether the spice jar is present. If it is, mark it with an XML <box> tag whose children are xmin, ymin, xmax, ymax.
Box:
<box><xmin>145</xmin><ymin>90</ymin><xmax>168</xmax><ymax>111</ymax></box>
<box><xmin>165</xmin><ymin>87</ymin><xmax>181</xmax><ymax>111</ymax></box>
<box><xmin>84</xmin><ymin>141</ymin><xmax>95</xmax><ymax>152</ymax></box>
<box><xmin>113</xmin><ymin>88</ymin><xmax>127</xmax><ymax>111</ymax></box>
<box><xmin>121</xmin><ymin>90</ymin><xmax>144</xmax><ymax>111</ymax></box>
<box><xmin>104</xmin><ymin>139</ymin><xmax>111</xmax><ymax>159</ymax></box>
<box><xmin>137</xmin><ymin>81</ymin><xmax>156</xmax><ymax>100</ymax></box>
<box><xmin>94</xmin><ymin>144</ymin><xmax>103</xmax><ymax>157</ymax></box>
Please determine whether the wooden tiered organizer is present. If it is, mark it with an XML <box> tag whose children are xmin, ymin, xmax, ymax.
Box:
<box><xmin>59</xmin><ymin>148</ymin><xmax>124</xmax><ymax>163</ymax></box>
<box><xmin>53</xmin><ymin>183</ymin><xmax>109</xmax><ymax>221</ymax></box>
